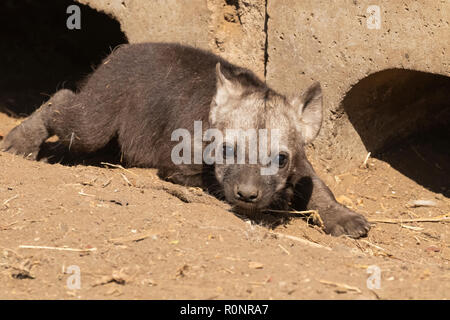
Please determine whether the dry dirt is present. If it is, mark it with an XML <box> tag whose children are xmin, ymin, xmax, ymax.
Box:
<box><xmin>0</xmin><ymin>112</ymin><xmax>448</xmax><ymax>300</ymax></box>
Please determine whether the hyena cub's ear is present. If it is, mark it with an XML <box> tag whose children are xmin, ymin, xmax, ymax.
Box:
<box><xmin>210</xmin><ymin>63</ymin><xmax>244</xmax><ymax>125</ymax></box>
<box><xmin>291</xmin><ymin>82</ymin><xmax>323</xmax><ymax>144</ymax></box>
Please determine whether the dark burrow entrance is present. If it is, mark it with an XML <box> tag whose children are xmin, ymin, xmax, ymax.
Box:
<box><xmin>343</xmin><ymin>69</ymin><xmax>450</xmax><ymax>197</ymax></box>
<box><xmin>0</xmin><ymin>0</ymin><xmax>127</xmax><ymax>117</ymax></box>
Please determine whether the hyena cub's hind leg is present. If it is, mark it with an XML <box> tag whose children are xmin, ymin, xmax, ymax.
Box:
<box><xmin>1</xmin><ymin>89</ymin><xmax>75</xmax><ymax>160</ymax></box>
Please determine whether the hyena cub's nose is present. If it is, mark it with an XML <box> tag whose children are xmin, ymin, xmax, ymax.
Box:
<box><xmin>235</xmin><ymin>184</ymin><xmax>260</xmax><ymax>203</ymax></box>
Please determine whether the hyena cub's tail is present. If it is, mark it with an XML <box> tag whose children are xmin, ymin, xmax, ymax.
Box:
<box><xmin>0</xmin><ymin>89</ymin><xmax>75</xmax><ymax>160</ymax></box>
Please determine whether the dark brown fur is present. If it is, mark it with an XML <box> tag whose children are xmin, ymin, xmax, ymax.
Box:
<box><xmin>1</xmin><ymin>42</ymin><xmax>370</xmax><ymax>237</ymax></box>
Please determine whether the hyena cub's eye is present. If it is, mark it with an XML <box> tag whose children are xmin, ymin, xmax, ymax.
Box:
<box><xmin>222</xmin><ymin>144</ymin><xmax>235</xmax><ymax>160</ymax></box>
<box><xmin>274</xmin><ymin>153</ymin><xmax>288</xmax><ymax>168</ymax></box>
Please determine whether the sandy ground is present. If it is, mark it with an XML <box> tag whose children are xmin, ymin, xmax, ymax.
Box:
<box><xmin>0</xmin><ymin>112</ymin><xmax>449</xmax><ymax>299</ymax></box>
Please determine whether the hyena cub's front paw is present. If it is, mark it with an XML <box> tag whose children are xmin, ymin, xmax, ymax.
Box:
<box><xmin>324</xmin><ymin>206</ymin><xmax>371</xmax><ymax>238</ymax></box>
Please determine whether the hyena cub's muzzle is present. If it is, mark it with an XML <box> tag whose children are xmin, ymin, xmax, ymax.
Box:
<box><xmin>220</xmin><ymin>164</ymin><xmax>286</xmax><ymax>213</ymax></box>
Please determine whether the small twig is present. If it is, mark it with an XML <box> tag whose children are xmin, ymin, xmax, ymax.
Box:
<box><xmin>360</xmin><ymin>194</ymin><xmax>377</xmax><ymax>201</ymax></box>
<box><xmin>120</xmin><ymin>173</ymin><xmax>133</xmax><ymax>187</ymax></box>
<box><xmin>100</xmin><ymin>162</ymin><xmax>137</xmax><ymax>176</ymax></box>
<box><xmin>271</xmin><ymin>232</ymin><xmax>332</xmax><ymax>251</ymax></box>
<box><xmin>406</xmin><ymin>200</ymin><xmax>437</xmax><ymax>208</ymax></box>
<box><xmin>222</xmin><ymin>267</ymin><xmax>235</xmax><ymax>274</ymax></box>
<box><xmin>19</xmin><ymin>245</ymin><xmax>97</xmax><ymax>252</ymax></box>
<box><xmin>369</xmin><ymin>215</ymin><xmax>450</xmax><ymax>224</ymax></box>
<box><xmin>102</xmin><ymin>178</ymin><xmax>113</xmax><ymax>188</ymax></box>
<box><xmin>319</xmin><ymin>280</ymin><xmax>361</xmax><ymax>294</ymax></box>
<box><xmin>78</xmin><ymin>190</ymin><xmax>96</xmax><ymax>197</ymax></box>
<box><xmin>266</xmin><ymin>209</ymin><xmax>324</xmax><ymax>227</ymax></box>
<box><xmin>108</xmin><ymin>231</ymin><xmax>157</xmax><ymax>245</ymax></box>
<box><xmin>267</xmin><ymin>209</ymin><xmax>317</xmax><ymax>215</ymax></box>
<box><xmin>81</xmin><ymin>177</ymin><xmax>98</xmax><ymax>186</ymax></box>
<box><xmin>401</xmin><ymin>224</ymin><xmax>424</xmax><ymax>231</ymax></box>
<box><xmin>278</xmin><ymin>244</ymin><xmax>291</xmax><ymax>255</ymax></box>
<box><xmin>360</xmin><ymin>240</ymin><xmax>389</xmax><ymax>253</ymax></box>
<box><xmin>248</xmin><ymin>276</ymin><xmax>272</xmax><ymax>287</ymax></box>
<box><xmin>361</xmin><ymin>152</ymin><xmax>371</xmax><ymax>168</ymax></box>
<box><xmin>0</xmin><ymin>221</ymin><xmax>19</xmax><ymax>230</ymax></box>
<box><xmin>2</xmin><ymin>194</ymin><xmax>19</xmax><ymax>208</ymax></box>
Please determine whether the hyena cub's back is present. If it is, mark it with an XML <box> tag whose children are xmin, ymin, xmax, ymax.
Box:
<box><xmin>1</xmin><ymin>43</ymin><xmax>238</xmax><ymax>163</ymax></box>
<box><xmin>1</xmin><ymin>42</ymin><xmax>370</xmax><ymax>238</ymax></box>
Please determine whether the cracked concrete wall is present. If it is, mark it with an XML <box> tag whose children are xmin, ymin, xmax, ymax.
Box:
<box><xmin>76</xmin><ymin>0</ymin><xmax>211</xmax><ymax>47</ymax></box>
<box><xmin>207</xmin><ymin>0</ymin><xmax>266</xmax><ymax>78</ymax></box>
<box><xmin>76</xmin><ymin>0</ymin><xmax>449</xmax><ymax>172</ymax></box>
<box><xmin>76</xmin><ymin>0</ymin><xmax>266</xmax><ymax>77</ymax></box>
<box><xmin>266</xmin><ymin>0</ymin><xmax>450</xmax><ymax>171</ymax></box>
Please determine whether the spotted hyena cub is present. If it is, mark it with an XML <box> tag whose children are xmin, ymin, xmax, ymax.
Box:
<box><xmin>1</xmin><ymin>43</ymin><xmax>370</xmax><ymax>237</ymax></box>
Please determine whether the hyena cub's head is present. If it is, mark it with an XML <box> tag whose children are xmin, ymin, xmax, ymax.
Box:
<box><xmin>209</xmin><ymin>63</ymin><xmax>323</xmax><ymax>213</ymax></box>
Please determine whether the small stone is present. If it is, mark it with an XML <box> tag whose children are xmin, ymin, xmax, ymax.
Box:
<box><xmin>248</xmin><ymin>261</ymin><xmax>264</xmax><ymax>269</ymax></box>
<box><xmin>425</xmin><ymin>246</ymin><xmax>440</xmax><ymax>253</ymax></box>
